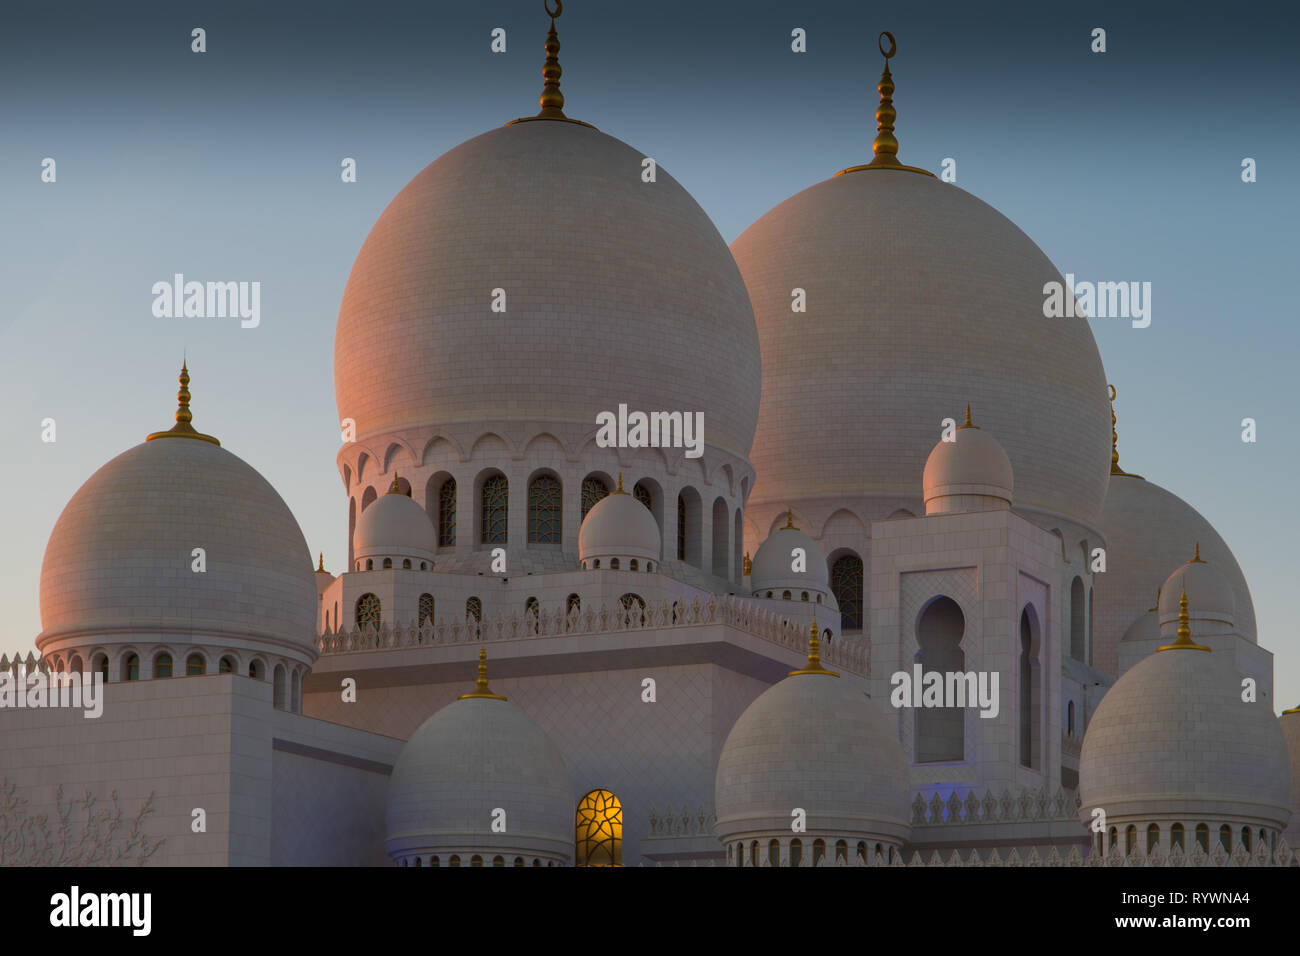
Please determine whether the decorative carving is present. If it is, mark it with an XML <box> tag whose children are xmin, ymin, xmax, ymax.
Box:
<box><xmin>0</xmin><ymin>780</ymin><xmax>165</xmax><ymax>866</ymax></box>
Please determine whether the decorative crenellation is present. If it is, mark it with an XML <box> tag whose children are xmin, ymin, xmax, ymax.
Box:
<box><xmin>646</xmin><ymin>804</ymin><xmax>715</xmax><ymax>839</ymax></box>
<box><xmin>911</xmin><ymin>786</ymin><xmax>1080</xmax><ymax>826</ymax></box>
<box><xmin>318</xmin><ymin>593</ymin><xmax>870</xmax><ymax>676</ymax></box>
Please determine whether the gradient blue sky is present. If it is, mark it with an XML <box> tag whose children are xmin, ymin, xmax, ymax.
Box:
<box><xmin>2</xmin><ymin>1</ymin><xmax>1297</xmax><ymax>707</ymax></box>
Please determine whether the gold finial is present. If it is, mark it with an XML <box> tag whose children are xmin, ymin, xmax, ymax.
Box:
<box><xmin>783</xmin><ymin>508</ymin><xmax>797</xmax><ymax>530</ymax></box>
<box><xmin>743</xmin><ymin>551</ymin><xmax>752</xmax><ymax>576</ymax></box>
<box><xmin>1158</xmin><ymin>584</ymin><xmax>1211</xmax><ymax>652</ymax></box>
<box><xmin>387</xmin><ymin>473</ymin><xmax>402</xmax><ymax>494</ymax></box>
<box><xmin>459</xmin><ymin>645</ymin><xmax>508</xmax><ymax>700</ymax></box>
<box><xmin>316</xmin><ymin>552</ymin><xmax>328</xmax><ymax>574</ymax></box>
<box><xmin>1190</xmin><ymin>541</ymin><xmax>1205</xmax><ymax>563</ymax></box>
<box><xmin>615</xmin><ymin>472</ymin><xmax>626</xmax><ymax>494</ymax></box>
<box><xmin>1108</xmin><ymin>384</ymin><xmax>1144</xmax><ymax>479</ymax></box>
<box><xmin>146</xmin><ymin>360</ymin><xmax>221</xmax><ymax>445</ymax></box>
<box><xmin>507</xmin><ymin>1</ymin><xmax>597</xmax><ymax>130</ymax></box>
<box><xmin>958</xmin><ymin>403</ymin><xmax>978</xmax><ymax>429</ymax></box>
<box><xmin>1283</xmin><ymin>704</ymin><xmax>1300</xmax><ymax>715</ymax></box>
<box><xmin>790</xmin><ymin>615</ymin><xmax>840</xmax><ymax>677</ymax></box>
<box><xmin>835</xmin><ymin>32</ymin><xmax>935</xmax><ymax>179</ymax></box>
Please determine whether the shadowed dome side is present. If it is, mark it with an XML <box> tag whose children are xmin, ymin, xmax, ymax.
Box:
<box><xmin>731</xmin><ymin>168</ymin><xmax>1111</xmax><ymax>533</ymax></box>
<box><xmin>1094</xmin><ymin>476</ymin><xmax>1256</xmax><ymax>674</ymax></box>
<box><xmin>334</xmin><ymin>119</ymin><xmax>761</xmax><ymax>459</ymax></box>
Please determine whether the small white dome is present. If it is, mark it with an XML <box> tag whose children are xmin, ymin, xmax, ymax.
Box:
<box><xmin>922</xmin><ymin>411</ymin><xmax>1013</xmax><ymax>514</ymax></box>
<box><xmin>386</xmin><ymin>653</ymin><xmax>573</xmax><ymax>864</ymax></box>
<box><xmin>578</xmin><ymin>480</ymin><xmax>661</xmax><ymax>566</ymax></box>
<box><xmin>355</xmin><ymin>478</ymin><xmax>436</xmax><ymax>565</ymax></box>
<box><xmin>1121</xmin><ymin>607</ymin><xmax>1159</xmax><ymax>644</ymax></box>
<box><xmin>750</xmin><ymin>513</ymin><xmax>828</xmax><ymax>597</ymax></box>
<box><xmin>1079</xmin><ymin>643</ymin><xmax>1290</xmax><ymax>830</ymax></box>
<box><xmin>715</xmin><ymin>646</ymin><xmax>910</xmax><ymax>845</ymax></box>
<box><xmin>1158</xmin><ymin>547</ymin><xmax>1236</xmax><ymax>636</ymax></box>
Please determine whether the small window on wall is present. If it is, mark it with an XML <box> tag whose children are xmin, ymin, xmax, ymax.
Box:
<box><xmin>218</xmin><ymin>657</ymin><xmax>235</xmax><ymax>675</ymax></box>
<box><xmin>419</xmin><ymin>593</ymin><xmax>435</xmax><ymax>627</ymax></box>
<box><xmin>356</xmin><ymin>593</ymin><xmax>382</xmax><ymax>630</ymax></box>
<box><xmin>186</xmin><ymin>654</ymin><xmax>204</xmax><ymax>676</ymax></box>
<box><xmin>153</xmin><ymin>653</ymin><xmax>172</xmax><ymax>679</ymax></box>
<box><xmin>123</xmin><ymin>654</ymin><xmax>140</xmax><ymax>681</ymax></box>
<box><xmin>575</xmin><ymin>790</ymin><xmax>623</xmax><ymax>866</ymax></box>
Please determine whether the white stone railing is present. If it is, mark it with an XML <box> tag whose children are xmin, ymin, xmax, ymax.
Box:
<box><xmin>911</xmin><ymin>786</ymin><xmax>1080</xmax><ymax>826</ymax></box>
<box><xmin>646</xmin><ymin>805</ymin><xmax>715</xmax><ymax>839</ymax></box>
<box><xmin>317</xmin><ymin>593</ymin><xmax>869</xmax><ymax>676</ymax></box>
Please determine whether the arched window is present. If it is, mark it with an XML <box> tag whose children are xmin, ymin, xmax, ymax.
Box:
<box><xmin>419</xmin><ymin>593</ymin><xmax>435</xmax><ymax>627</ymax></box>
<box><xmin>154</xmin><ymin>653</ymin><xmax>172</xmax><ymax>679</ymax></box>
<box><xmin>646</xmin><ymin>562</ymin><xmax>653</xmax><ymax>572</ymax></box>
<box><xmin>581</xmin><ymin>476</ymin><xmax>609</xmax><ymax>520</ymax></box>
<box><xmin>610</xmin><ymin>558</ymin><xmax>620</xmax><ymax>570</ymax></box>
<box><xmin>633</xmin><ymin>481</ymin><xmax>652</xmax><ymax>511</ymax></box>
<box><xmin>1147</xmin><ymin>823</ymin><xmax>1160</xmax><ymax>853</ymax></box>
<box><xmin>619</xmin><ymin>593</ymin><xmax>646</xmax><ymax>625</ymax></box>
<box><xmin>365</xmin><ymin>559</ymin><xmax>373</xmax><ymax>570</ymax></box>
<box><xmin>528</xmin><ymin>475</ymin><xmax>562</xmax><ymax>543</ymax></box>
<box><xmin>249</xmin><ymin>660</ymin><xmax>263</xmax><ymax>680</ymax></box>
<box><xmin>68</xmin><ymin>654</ymin><xmax>82</xmax><ymax>674</ymax></box>
<box><xmin>186</xmin><ymin>654</ymin><xmax>204</xmax><ymax>676</ymax></box>
<box><xmin>471</xmin><ymin>855</ymin><xmax>483</xmax><ymax>867</ymax></box>
<box><xmin>449</xmin><ymin>855</ymin><xmax>461</xmax><ymax>867</ymax></box>
<box><xmin>1241</xmin><ymin>826</ymin><xmax>1251</xmax><ymax>852</ymax></box>
<box><xmin>123</xmin><ymin>654</ymin><xmax>140</xmax><ymax>682</ymax></box>
<box><xmin>750</xmin><ymin>842</ymin><xmax>759</xmax><ymax>867</ymax></box>
<box><xmin>356</xmin><ymin>593</ymin><xmax>382</xmax><ymax>630</ymax></box>
<box><xmin>1019</xmin><ymin>607</ymin><xmax>1040</xmax><ymax>769</ymax></box>
<box><xmin>525</xmin><ymin>596</ymin><xmax>540</xmax><ymax>634</ymax></box>
<box><xmin>835</xmin><ymin>839</ymin><xmax>847</xmax><ymax>863</ymax></box>
<box><xmin>402</xmin><ymin>559</ymin><xmax>411</xmax><ymax>569</ymax></box>
<box><xmin>492</xmin><ymin>855</ymin><xmax>505</xmax><ymax>867</ymax></box>
<box><xmin>711</xmin><ymin>497</ymin><xmax>729</xmax><ymax>578</ymax></box>
<box><xmin>856</xmin><ymin>841</ymin><xmax>867</xmax><ymax>863</ymax></box>
<box><xmin>1125</xmin><ymin>825</ymin><xmax>1136</xmax><ymax>855</ymax></box>
<box><xmin>1219</xmin><ymin>824</ymin><xmax>1232</xmax><ymax>852</ymax></box>
<box><xmin>630</xmin><ymin>559</ymin><xmax>638</xmax><ymax>571</ymax></box>
<box><xmin>676</xmin><ymin>494</ymin><xmax>687</xmax><ymax>560</ymax></box>
<box><xmin>575</xmin><ymin>789</ymin><xmax>623</xmax><ymax>866</ymax></box>
<box><xmin>812</xmin><ymin>839</ymin><xmax>825</xmax><ymax>866</ymax></box>
<box><xmin>916</xmin><ymin>597</ymin><xmax>965</xmax><ymax>762</ymax></box>
<box><xmin>790</xmin><ymin>838</ymin><xmax>803</xmax><ymax>867</ymax></box>
<box><xmin>782</xmin><ymin>590</ymin><xmax>791</xmax><ymax>600</ymax></box>
<box><xmin>566</xmin><ymin>594</ymin><xmax>581</xmax><ymax>616</ymax></box>
<box><xmin>768</xmin><ymin>840</ymin><xmax>780</xmax><ymax>867</ymax></box>
<box><xmin>466</xmin><ymin>597</ymin><xmax>483</xmax><ymax>637</ymax></box>
<box><xmin>1171</xmin><ymin>823</ymin><xmax>1185</xmax><ymax>851</ymax></box>
<box><xmin>1195</xmin><ymin>824</ymin><xmax>1209</xmax><ymax>852</ymax></box>
<box><xmin>273</xmin><ymin>665</ymin><xmax>286</xmax><ymax>710</ymax></box>
<box><xmin>382</xmin><ymin>558</ymin><xmax>392</xmax><ymax>570</ymax></box>
<box><xmin>801</xmin><ymin>591</ymin><xmax>808</xmax><ymax>601</ymax></box>
<box><xmin>92</xmin><ymin>654</ymin><xmax>108</xmax><ymax>683</ymax></box>
<box><xmin>413</xmin><ymin>857</ymin><xmax>422</xmax><ymax>868</ymax></box>
<box><xmin>1070</xmin><ymin>577</ymin><xmax>1085</xmax><ymax>661</ymax></box>
<box><xmin>1108</xmin><ymin>826</ymin><xmax>1117</xmax><ymax>849</ymax></box>
<box><xmin>513</xmin><ymin>857</ymin><xmax>524</xmax><ymax>867</ymax></box>
<box><xmin>831</xmin><ymin>554</ymin><xmax>864</xmax><ymax>630</ymax></box>
<box><xmin>1087</xmin><ymin>586</ymin><xmax>1094</xmax><ymax>665</ymax></box>
<box><xmin>218</xmin><ymin>656</ymin><xmax>234</xmax><ymax>675</ymax></box>
<box><xmin>1067</xmin><ymin>700</ymin><xmax>1075</xmax><ymax>736</ymax></box>
<box><xmin>481</xmin><ymin>474</ymin><xmax>508</xmax><ymax>543</ymax></box>
<box><xmin>438</xmin><ymin>478</ymin><xmax>457</xmax><ymax>547</ymax></box>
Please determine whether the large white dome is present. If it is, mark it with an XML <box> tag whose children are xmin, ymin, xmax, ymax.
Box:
<box><xmin>334</xmin><ymin>119</ymin><xmax>761</xmax><ymax>460</ymax></box>
<box><xmin>731</xmin><ymin>167</ymin><xmax>1111</xmax><ymax>535</ymax></box>
<box><xmin>1094</xmin><ymin>474</ymin><xmax>1256</xmax><ymax>674</ymax></box>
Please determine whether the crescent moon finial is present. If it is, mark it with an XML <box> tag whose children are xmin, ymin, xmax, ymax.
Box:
<box><xmin>879</xmin><ymin>31</ymin><xmax>896</xmax><ymax>59</ymax></box>
<box><xmin>545</xmin><ymin>0</ymin><xmax>562</xmax><ymax>18</ymax></box>
<box><xmin>1109</xmin><ymin>383</ymin><xmax>1117</xmax><ymax>402</ymax></box>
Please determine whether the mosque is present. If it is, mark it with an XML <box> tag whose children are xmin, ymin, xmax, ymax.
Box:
<box><xmin>2</xmin><ymin>5</ymin><xmax>1297</xmax><ymax>867</ymax></box>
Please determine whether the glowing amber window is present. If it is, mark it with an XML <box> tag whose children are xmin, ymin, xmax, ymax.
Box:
<box><xmin>528</xmin><ymin>475</ymin><xmax>562</xmax><ymax>543</ymax></box>
<box><xmin>438</xmin><ymin>478</ymin><xmax>457</xmax><ymax>547</ymax></box>
<box><xmin>575</xmin><ymin>789</ymin><xmax>622</xmax><ymax>866</ymax></box>
<box><xmin>581</xmin><ymin>476</ymin><xmax>609</xmax><ymax>520</ymax></box>
<box><xmin>356</xmin><ymin>593</ymin><xmax>382</xmax><ymax>630</ymax></box>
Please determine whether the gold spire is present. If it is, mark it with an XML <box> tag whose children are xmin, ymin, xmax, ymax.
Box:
<box><xmin>615</xmin><ymin>472</ymin><xmax>627</xmax><ymax>494</ymax></box>
<box><xmin>145</xmin><ymin>360</ymin><xmax>221</xmax><ymax>445</ymax></box>
<box><xmin>958</xmin><ymin>403</ymin><xmax>978</xmax><ymax>429</ymax></box>
<box><xmin>1190</xmin><ymin>541</ymin><xmax>1205</xmax><ymax>563</ymax></box>
<box><xmin>507</xmin><ymin>1</ymin><xmax>596</xmax><ymax>129</ymax></box>
<box><xmin>1108</xmin><ymin>385</ymin><xmax>1144</xmax><ymax>479</ymax></box>
<box><xmin>790</xmin><ymin>615</ymin><xmax>840</xmax><ymax>677</ymax></box>
<box><xmin>835</xmin><ymin>32</ymin><xmax>935</xmax><ymax>179</ymax></box>
<box><xmin>316</xmin><ymin>552</ymin><xmax>328</xmax><ymax>574</ymax></box>
<box><xmin>1157</xmin><ymin>585</ymin><xmax>1210</xmax><ymax>652</ymax></box>
<box><xmin>1284</xmin><ymin>704</ymin><xmax>1300</xmax><ymax>715</ymax></box>
<box><xmin>743</xmin><ymin>551</ymin><xmax>752</xmax><ymax>576</ymax></box>
<box><xmin>783</xmin><ymin>508</ymin><xmax>797</xmax><ymax>530</ymax></box>
<box><xmin>387</xmin><ymin>473</ymin><xmax>402</xmax><ymax>495</ymax></box>
<box><xmin>458</xmin><ymin>645</ymin><xmax>508</xmax><ymax>700</ymax></box>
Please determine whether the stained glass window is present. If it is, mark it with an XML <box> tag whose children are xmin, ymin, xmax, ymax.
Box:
<box><xmin>575</xmin><ymin>789</ymin><xmax>622</xmax><ymax>866</ymax></box>
<box><xmin>619</xmin><ymin>593</ymin><xmax>646</xmax><ymax>625</ymax></box>
<box><xmin>581</xmin><ymin>476</ymin><xmax>609</xmax><ymax>520</ymax></box>
<box><xmin>438</xmin><ymin>478</ymin><xmax>456</xmax><ymax>547</ymax></box>
<box><xmin>466</xmin><ymin>597</ymin><xmax>482</xmax><ymax>638</ymax></box>
<box><xmin>481</xmin><ymin>475</ymin><xmax>508</xmax><ymax>544</ymax></box>
<box><xmin>356</xmin><ymin>593</ymin><xmax>382</xmax><ymax>630</ymax></box>
<box><xmin>831</xmin><ymin>553</ymin><xmax>864</xmax><ymax>630</ymax></box>
<box><xmin>633</xmin><ymin>481</ymin><xmax>652</xmax><ymax>511</ymax></box>
<box><xmin>528</xmin><ymin>475</ymin><xmax>561</xmax><ymax>543</ymax></box>
<box><xmin>419</xmin><ymin>593</ymin><xmax>435</xmax><ymax>626</ymax></box>
<box><xmin>566</xmin><ymin>593</ymin><xmax>581</xmax><ymax>615</ymax></box>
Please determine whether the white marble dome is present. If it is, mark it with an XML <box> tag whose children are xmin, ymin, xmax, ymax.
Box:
<box><xmin>578</xmin><ymin>482</ymin><xmax>661</xmax><ymax>567</ymax></box>
<box><xmin>1158</xmin><ymin>553</ymin><xmax>1236</xmax><ymax>636</ymax></box>
<box><xmin>38</xmin><ymin>433</ymin><xmax>317</xmax><ymax>660</ymax></box>
<box><xmin>731</xmin><ymin>168</ymin><xmax>1111</xmax><ymax>534</ymax></box>
<box><xmin>386</xmin><ymin>676</ymin><xmax>574</xmax><ymax>865</ymax></box>
<box><xmin>922</xmin><ymin>414</ymin><xmax>1014</xmax><ymax>514</ymax></box>
<box><xmin>354</xmin><ymin>480</ymin><xmax>436</xmax><ymax>566</ymax></box>
<box><xmin>750</xmin><ymin>516</ymin><xmax>829</xmax><ymax>598</ymax></box>
<box><xmin>1093</xmin><ymin>475</ymin><xmax>1256</xmax><ymax>674</ymax></box>
<box><xmin>714</xmin><ymin>663</ymin><xmax>910</xmax><ymax>846</ymax></box>
<box><xmin>1079</xmin><ymin>645</ymin><xmax>1290</xmax><ymax>830</ymax></box>
<box><xmin>335</xmin><ymin>119</ymin><xmax>761</xmax><ymax>459</ymax></box>
<box><xmin>1121</xmin><ymin>608</ymin><xmax>1159</xmax><ymax>644</ymax></box>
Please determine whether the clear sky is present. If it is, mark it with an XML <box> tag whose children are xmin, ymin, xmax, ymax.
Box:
<box><xmin>1</xmin><ymin>0</ymin><xmax>1297</xmax><ymax>708</ymax></box>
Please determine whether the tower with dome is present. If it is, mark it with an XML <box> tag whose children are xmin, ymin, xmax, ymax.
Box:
<box><xmin>0</xmin><ymin>6</ymin><xmax>1293</xmax><ymax>868</ymax></box>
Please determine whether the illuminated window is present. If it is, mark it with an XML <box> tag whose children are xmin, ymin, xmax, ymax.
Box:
<box><xmin>383</xmin><ymin>558</ymin><xmax>392</xmax><ymax>569</ymax></box>
<box><xmin>575</xmin><ymin>789</ymin><xmax>623</xmax><ymax>866</ymax></box>
<box><xmin>154</xmin><ymin>653</ymin><xmax>172</xmax><ymax>679</ymax></box>
<box><xmin>402</xmin><ymin>559</ymin><xmax>411</xmax><ymax>569</ymax></box>
<box><xmin>438</xmin><ymin>478</ymin><xmax>457</xmax><ymax>546</ymax></box>
<box><xmin>492</xmin><ymin>855</ymin><xmax>505</xmax><ymax>867</ymax></box>
<box><xmin>528</xmin><ymin>475</ymin><xmax>561</xmax><ymax>543</ymax></box>
<box><xmin>610</xmin><ymin>558</ymin><xmax>620</xmax><ymax>570</ymax></box>
<box><xmin>782</xmin><ymin>590</ymin><xmax>791</xmax><ymax>600</ymax></box>
<box><xmin>419</xmin><ymin>593</ymin><xmax>435</xmax><ymax>626</ymax></box>
<box><xmin>470</xmin><ymin>855</ymin><xmax>483</xmax><ymax>867</ymax></box>
<box><xmin>831</xmin><ymin>554</ymin><xmax>864</xmax><ymax>630</ymax></box>
<box><xmin>124</xmin><ymin>654</ymin><xmax>140</xmax><ymax>682</ymax></box>
<box><xmin>581</xmin><ymin>476</ymin><xmax>609</xmax><ymax>520</ymax></box>
<box><xmin>619</xmin><ymin>593</ymin><xmax>646</xmax><ymax>625</ymax></box>
<box><xmin>356</xmin><ymin>593</ymin><xmax>382</xmax><ymax>630</ymax></box>
<box><xmin>481</xmin><ymin>474</ymin><xmax>508</xmax><ymax>544</ymax></box>
<box><xmin>449</xmin><ymin>855</ymin><xmax>461</xmax><ymax>867</ymax></box>
<box><xmin>633</xmin><ymin>481</ymin><xmax>652</xmax><ymax>511</ymax></box>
